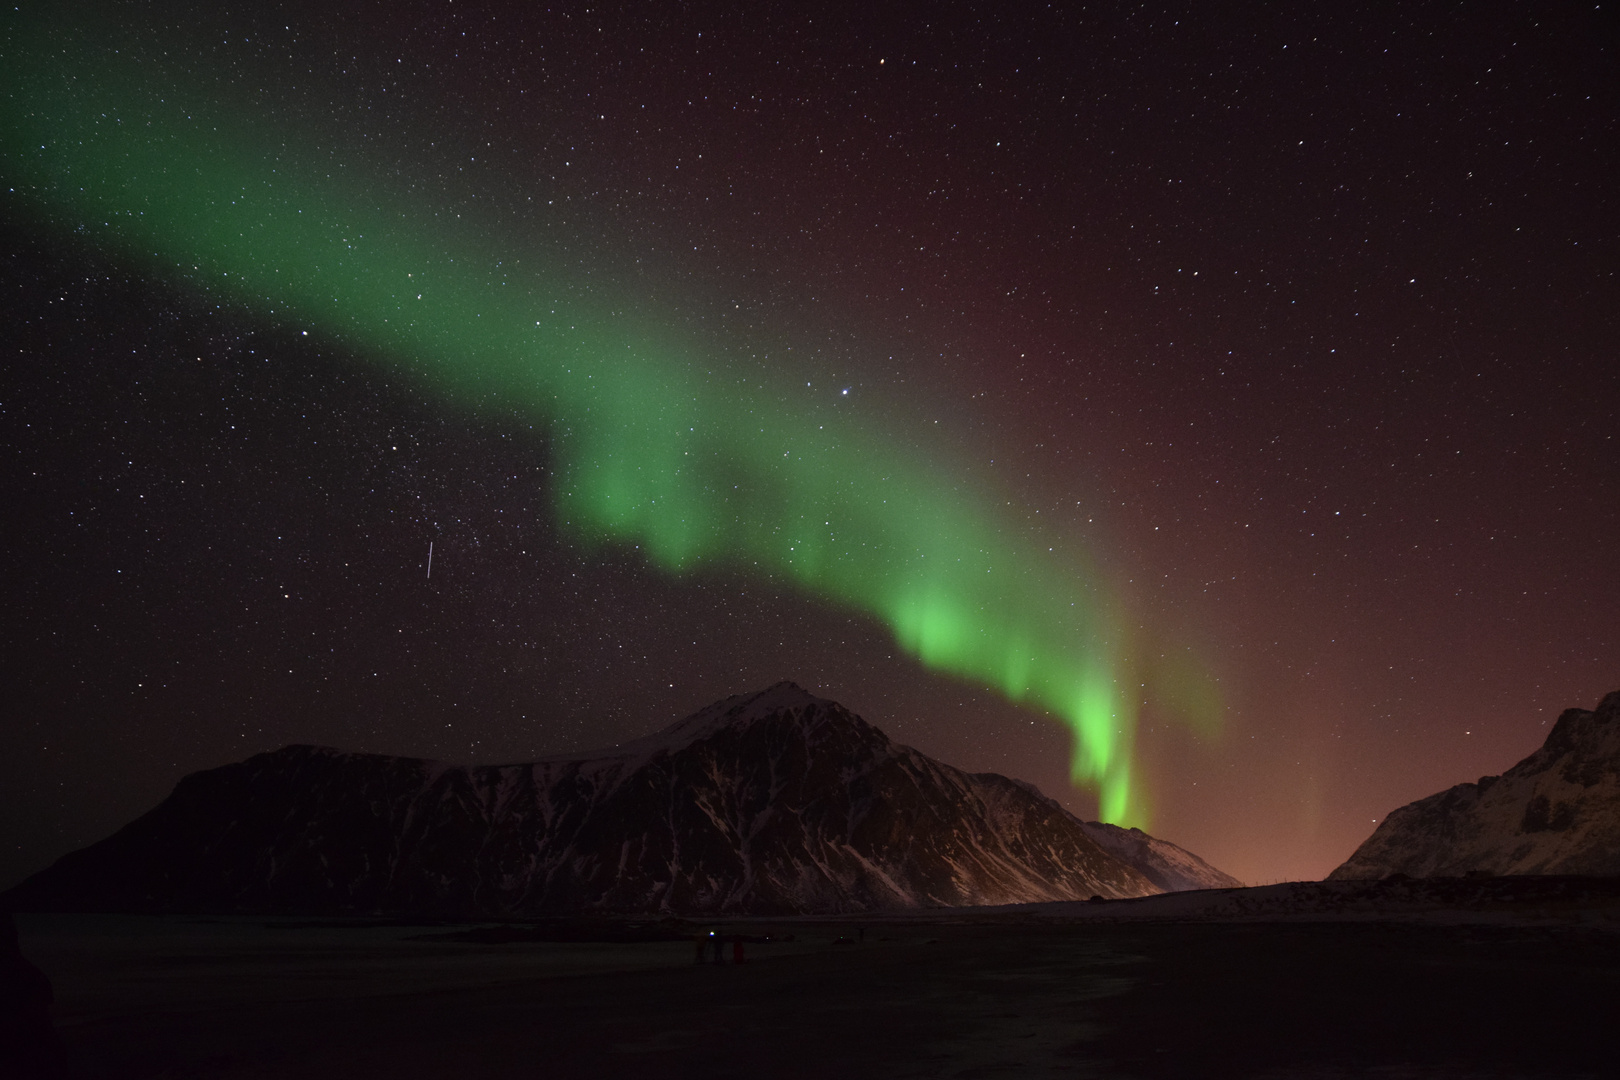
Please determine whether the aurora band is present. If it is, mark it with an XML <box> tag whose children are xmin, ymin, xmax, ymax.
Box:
<box><xmin>3</xmin><ymin>26</ymin><xmax>1166</xmax><ymax>824</ymax></box>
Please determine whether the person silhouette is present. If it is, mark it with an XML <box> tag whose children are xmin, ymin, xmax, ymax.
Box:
<box><xmin>0</xmin><ymin>911</ymin><xmax>64</xmax><ymax>1078</ymax></box>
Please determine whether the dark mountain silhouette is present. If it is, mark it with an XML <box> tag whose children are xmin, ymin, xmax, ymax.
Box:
<box><xmin>1331</xmin><ymin>690</ymin><xmax>1620</xmax><ymax>880</ymax></box>
<box><xmin>6</xmin><ymin>682</ymin><xmax>1238</xmax><ymax>914</ymax></box>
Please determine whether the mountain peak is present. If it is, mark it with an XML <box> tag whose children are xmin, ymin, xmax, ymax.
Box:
<box><xmin>1330</xmin><ymin>688</ymin><xmax>1620</xmax><ymax>879</ymax></box>
<box><xmin>719</xmin><ymin>680</ymin><xmax>832</xmax><ymax>719</ymax></box>
<box><xmin>636</xmin><ymin>680</ymin><xmax>845</xmax><ymax>746</ymax></box>
<box><xmin>537</xmin><ymin>681</ymin><xmax>847</xmax><ymax>765</ymax></box>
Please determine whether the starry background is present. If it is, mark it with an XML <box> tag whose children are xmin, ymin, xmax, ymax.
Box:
<box><xmin>3</xmin><ymin>0</ymin><xmax>1616</xmax><ymax>889</ymax></box>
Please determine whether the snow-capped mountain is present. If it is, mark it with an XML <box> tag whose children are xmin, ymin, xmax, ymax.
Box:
<box><xmin>1330</xmin><ymin>690</ymin><xmax>1620</xmax><ymax>880</ymax></box>
<box><xmin>6</xmin><ymin>682</ymin><xmax>1238</xmax><ymax>914</ymax></box>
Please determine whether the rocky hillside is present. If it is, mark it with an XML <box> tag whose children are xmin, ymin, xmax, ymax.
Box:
<box><xmin>5</xmin><ymin>682</ymin><xmax>1238</xmax><ymax>915</ymax></box>
<box><xmin>1330</xmin><ymin>690</ymin><xmax>1620</xmax><ymax>880</ymax></box>
<box><xmin>1078</xmin><ymin>819</ymin><xmax>1241</xmax><ymax>893</ymax></box>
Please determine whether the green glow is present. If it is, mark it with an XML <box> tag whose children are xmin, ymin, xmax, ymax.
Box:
<box><xmin>1</xmin><ymin>24</ymin><xmax>1172</xmax><ymax>824</ymax></box>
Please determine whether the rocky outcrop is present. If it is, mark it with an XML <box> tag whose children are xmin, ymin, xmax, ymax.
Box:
<box><xmin>1330</xmin><ymin>691</ymin><xmax>1620</xmax><ymax>880</ymax></box>
<box><xmin>3</xmin><ymin>682</ymin><xmax>1238</xmax><ymax>915</ymax></box>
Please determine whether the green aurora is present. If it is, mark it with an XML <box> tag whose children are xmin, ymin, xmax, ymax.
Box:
<box><xmin>1</xmin><ymin>22</ymin><xmax>1211</xmax><ymax>825</ymax></box>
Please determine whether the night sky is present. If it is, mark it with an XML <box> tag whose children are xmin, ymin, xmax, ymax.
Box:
<box><xmin>3</xmin><ymin>0</ymin><xmax>1616</xmax><ymax>889</ymax></box>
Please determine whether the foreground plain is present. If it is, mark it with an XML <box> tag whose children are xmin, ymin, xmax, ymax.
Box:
<box><xmin>16</xmin><ymin>883</ymin><xmax>1620</xmax><ymax>1079</ymax></box>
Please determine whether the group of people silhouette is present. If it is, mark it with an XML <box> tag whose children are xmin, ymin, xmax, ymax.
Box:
<box><xmin>694</xmin><ymin>930</ymin><xmax>745</xmax><ymax>964</ymax></box>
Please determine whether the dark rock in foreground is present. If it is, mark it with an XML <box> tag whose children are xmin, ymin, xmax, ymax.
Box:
<box><xmin>1330</xmin><ymin>690</ymin><xmax>1620</xmax><ymax>880</ymax></box>
<box><xmin>3</xmin><ymin>682</ymin><xmax>1237</xmax><ymax>915</ymax></box>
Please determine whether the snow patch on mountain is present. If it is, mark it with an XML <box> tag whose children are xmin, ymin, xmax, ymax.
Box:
<box><xmin>1076</xmin><ymin>819</ymin><xmax>1245</xmax><ymax>891</ymax></box>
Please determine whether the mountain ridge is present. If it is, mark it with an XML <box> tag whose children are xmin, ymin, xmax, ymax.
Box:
<box><xmin>5</xmin><ymin>682</ymin><xmax>1239</xmax><ymax>914</ymax></box>
<box><xmin>1330</xmin><ymin>690</ymin><xmax>1620</xmax><ymax>880</ymax></box>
